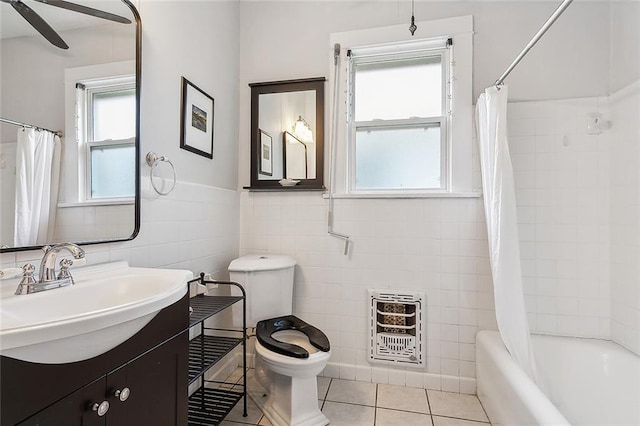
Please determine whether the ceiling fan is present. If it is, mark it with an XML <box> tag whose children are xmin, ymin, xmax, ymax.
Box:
<box><xmin>1</xmin><ymin>0</ymin><xmax>132</xmax><ymax>50</ymax></box>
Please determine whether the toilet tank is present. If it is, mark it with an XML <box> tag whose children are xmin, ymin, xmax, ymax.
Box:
<box><xmin>228</xmin><ymin>255</ymin><xmax>296</xmax><ymax>328</ymax></box>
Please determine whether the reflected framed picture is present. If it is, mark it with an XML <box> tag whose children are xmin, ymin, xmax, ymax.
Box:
<box><xmin>180</xmin><ymin>77</ymin><xmax>214</xmax><ymax>159</ymax></box>
<box><xmin>259</xmin><ymin>129</ymin><xmax>273</xmax><ymax>176</ymax></box>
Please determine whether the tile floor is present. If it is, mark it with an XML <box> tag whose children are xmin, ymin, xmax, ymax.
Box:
<box><xmin>218</xmin><ymin>369</ymin><xmax>491</xmax><ymax>426</ymax></box>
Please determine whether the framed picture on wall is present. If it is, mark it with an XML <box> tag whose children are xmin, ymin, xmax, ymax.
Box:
<box><xmin>259</xmin><ymin>129</ymin><xmax>273</xmax><ymax>176</ymax></box>
<box><xmin>180</xmin><ymin>77</ymin><xmax>214</xmax><ymax>158</ymax></box>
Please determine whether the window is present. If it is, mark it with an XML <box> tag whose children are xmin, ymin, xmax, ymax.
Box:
<box><xmin>330</xmin><ymin>16</ymin><xmax>474</xmax><ymax>197</ymax></box>
<box><xmin>78</xmin><ymin>76</ymin><xmax>136</xmax><ymax>201</ymax></box>
<box><xmin>349</xmin><ymin>42</ymin><xmax>450</xmax><ymax>192</ymax></box>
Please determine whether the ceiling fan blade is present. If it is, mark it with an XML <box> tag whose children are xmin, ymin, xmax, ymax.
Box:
<box><xmin>10</xmin><ymin>0</ymin><xmax>69</xmax><ymax>49</ymax></box>
<box><xmin>33</xmin><ymin>0</ymin><xmax>132</xmax><ymax>24</ymax></box>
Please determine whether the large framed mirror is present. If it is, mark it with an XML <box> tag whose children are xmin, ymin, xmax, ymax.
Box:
<box><xmin>248</xmin><ymin>78</ymin><xmax>325</xmax><ymax>190</ymax></box>
<box><xmin>0</xmin><ymin>0</ymin><xmax>141</xmax><ymax>252</ymax></box>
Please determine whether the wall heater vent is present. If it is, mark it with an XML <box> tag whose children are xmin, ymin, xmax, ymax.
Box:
<box><xmin>368</xmin><ymin>289</ymin><xmax>425</xmax><ymax>367</ymax></box>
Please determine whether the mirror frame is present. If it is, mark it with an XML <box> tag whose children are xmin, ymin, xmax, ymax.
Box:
<box><xmin>248</xmin><ymin>77</ymin><xmax>325</xmax><ymax>190</ymax></box>
<box><xmin>1</xmin><ymin>0</ymin><xmax>141</xmax><ymax>253</ymax></box>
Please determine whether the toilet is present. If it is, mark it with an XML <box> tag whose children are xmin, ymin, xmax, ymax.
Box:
<box><xmin>229</xmin><ymin>255</ymin><xmax>331</xmax><ymax>426</ymax></box>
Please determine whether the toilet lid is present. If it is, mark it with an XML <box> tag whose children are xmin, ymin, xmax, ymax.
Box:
<box><xmin>256</xmin><ymin>315</ymin><xmax>330</xmax><ymax>359</ymax></box>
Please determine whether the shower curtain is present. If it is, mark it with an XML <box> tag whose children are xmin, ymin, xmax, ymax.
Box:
<box><xmin>476</xmin><ymin>86</ymin><xmax>538</xmax><ymax>382</ymax></box>
<box><xmin>14</xmin><ymin>128</ymin><xmax>61</xmax><ymax>246</ymax></box>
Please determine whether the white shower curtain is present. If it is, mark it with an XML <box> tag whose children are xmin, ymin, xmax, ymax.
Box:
<box><xmin>476</xmin><ymin>86</ymin><xmax>538</xmax><ymax>382</ymax></box>
<box><xmin>14</xmin><ymin>128</ymin><xmax>61</xmax><ymax>246</ymax></box>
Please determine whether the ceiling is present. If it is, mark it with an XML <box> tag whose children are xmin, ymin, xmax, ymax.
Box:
<box><xmin>1</xmin><ymin>0</ymin><xmax>133</xmax><ymax>39</ymax></box>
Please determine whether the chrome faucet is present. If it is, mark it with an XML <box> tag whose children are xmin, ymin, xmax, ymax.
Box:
<box><xmin>39</xmin><ymin>243</ymin><xmax>85</xmax><ymax>283</ymax></box>
<box><xmin>14</xmin><ymin>243</ymin><xmax>86</xmax><ymax>295</ymax></box>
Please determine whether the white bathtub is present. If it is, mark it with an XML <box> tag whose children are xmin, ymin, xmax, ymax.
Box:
<box><xmin>476</xmin><ymin>330</ymin><xmax>640</xmax><ymax>426</ymax></box>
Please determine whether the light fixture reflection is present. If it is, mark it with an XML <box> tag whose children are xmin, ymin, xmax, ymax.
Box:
<box><xmin>293</xmin><ymin>115</ymin><xmax>313</xmax><ymax>143</ymax></box>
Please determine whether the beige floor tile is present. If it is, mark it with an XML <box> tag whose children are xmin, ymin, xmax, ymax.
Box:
<box><xmin>377</xmin><ymin>384</ymin><xmax>429</xmax><ymax>414</ymax></box>
<box><xmin>246</xmin><ymin>370</ymin><xmax>266</xmax><ymax>395</ymax></box>
<box><xmin>326</xmin><ymin>379</ymin><xmax>377</xmax><ymax>406</ymax></box>
<box><xmin>322</xmin><ymin>401</ymin><xmax>376</xmax><ymax>426</ymax></box>
<box><xmin>258</xmin><ymin>414</ymin><xmax>273</xmax><ymax>425</ymax></box>
<box><xmin>224</xmin><ymin>396</ymin><xmax>263</xmax><ymax>424</ymax></box>
<box><xmin>432</xmin><ymin>415</ymin><xmax>490</xmax><ymax>426</ymax></box>
<box><xmin>375</xmin><ymin>408</ymin><xmax>433</xmax><ymax>425</ymax></box>
<box><xmin>427</xmin><ymin>391</ymin><xmax>489</xmax><ymax>423</ymax></box>
<box><xmin>226</xmin><ymin>367</ymin><xmax>246</xmax><ymax>384</ymax></box>
<box><xmin>219</xmin><ymin>421</ymin><xmax>254</xmax><ymax>426</ymax></box>
<box><xmin>318</xmin><ymin>376</ymin><xmax>331</xmax><ymax>400</ymax></box>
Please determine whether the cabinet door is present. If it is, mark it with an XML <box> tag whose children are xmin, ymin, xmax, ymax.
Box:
<box><xmin>106</xmin><ymin>332</ymin><xmax>188</xmax><ymax>426</ymax></box>
<box><xmin>17</xmin><ymin>377</ymin><xmax>107</xmax><ymax>426</ymax></box>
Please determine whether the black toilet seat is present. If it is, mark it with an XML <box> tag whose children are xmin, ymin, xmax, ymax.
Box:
<box><xmin>256</xmin><ymin>315</ymin><xmax>330</xmax><ymax>359</ymax></box>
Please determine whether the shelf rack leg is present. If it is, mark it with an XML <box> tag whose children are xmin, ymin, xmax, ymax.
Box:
<box><xmin>243</xmin><ymin>288</ymin><xmax>248</xmax><ymax>417</ymax></box>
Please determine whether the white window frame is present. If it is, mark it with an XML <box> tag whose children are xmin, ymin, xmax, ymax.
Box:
<box><xmin>347</xmin><ymin>43</ymin><xmax>451</xmax><ymax>194</ymax></box>
<box><xmin>62</xmin><ymin>61</ymin><xmax>136</xmax><ymax>206</ymax></box>
<box><xmin>329</xmin><ymin>16</ymin><xmax>475</xmax><ymax>198</ymax></box>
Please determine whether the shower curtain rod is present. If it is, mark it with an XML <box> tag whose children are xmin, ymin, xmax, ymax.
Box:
<box><xmin>495</xmin><ymin>0</ymin><xmax>573</xmax><ymax>87</ymax></box>
<box><xmin>0</xmin><ymin>117</ymin><xmax>63</xmax><ymax>137</ymax></box>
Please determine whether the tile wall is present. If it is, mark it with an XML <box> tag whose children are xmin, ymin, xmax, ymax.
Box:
<box><xmin>53</xmin><ymin>204</ymin><xmax>135</xmax><ymax>243</ymax></box>
<box><xmin>1</xmin><ymin>176</ymin><xmax>240</xmax><ymax>280</ymax></box>
<box><xmin>508</xmin><ymin>97</ymin><xmax>611</xmax><ymax>338</ymax></box>
<box><xmin>609</xmin><ymin>82</ymin><xmax>640</xmax><ymax>355</ymax></box>
<box><xmin>240</xmin><ymin>191</ymin><xmax>493</xmax><ymax>394</ymax></box>
<box><xmin>239</xmin><ymin>94</ymin><xmax>623</xmax><ymax>392</ymax></box>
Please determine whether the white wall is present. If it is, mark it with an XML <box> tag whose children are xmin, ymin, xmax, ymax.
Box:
<box><xmin>240</xmin><ymin>192</ymin><xmax>492</xmax><ymax>393</ymax></box>
<box><xmin>238</xmin><ymin>0</ymin><xmax>611</xmax><ymax>190</ymax></box>
<box><xmin>609</xmin><ymin>0</ymin><xmax>640</xmax><ymax>356</ymax></box>
<box><xmin>610</xmin><ymin>1</ymin><xmax>640</xmax><ymax>92</ymax></box>
<box><xmin>1</xmin><ymin>1</ymin><xmax>241</xmax><ymax>280</ymax></box>
<box><xmin>509</xmin><ymin>97</ymin><xmax>611</xmax><ymax>338</ymax></box>
<box><xmin>237</xmin><ymin>0</ymin><xmax>630</xmax><ymax>391</ymax></box>
<box><xmin>0</xmin><ymin>23</ymin><xmax>135</xmax><ymax>144</ymax></box>
<box><xmin>609</xmin><ymin>83</ymin><xmax>640</xmax><ymax>355</ymax></box>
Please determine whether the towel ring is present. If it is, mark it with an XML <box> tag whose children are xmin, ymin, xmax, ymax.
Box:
<box><xmin>146</xmin><ymin>152</ymin><xmax>176</xmax><ymax>195</ymax></box>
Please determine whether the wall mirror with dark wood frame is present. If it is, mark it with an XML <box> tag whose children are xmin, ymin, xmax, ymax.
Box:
<box><xmin>248</xmin><ymin>78</ymin><xmax>325</xmax><ymax>190</ymax></box>
<box><xmin>0</xmin><ymin>0</ymin><xmax>141</xmax><ymax>252</ymax></box>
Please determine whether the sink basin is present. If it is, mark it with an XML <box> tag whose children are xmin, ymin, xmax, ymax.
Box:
<box><xmin>0</xmin><ymin>261</ymin><xmax>191</xmax><ymax>364</ymax></box>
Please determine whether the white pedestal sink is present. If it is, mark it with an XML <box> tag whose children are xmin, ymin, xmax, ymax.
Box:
<box><xmin>0</xmin><ymin>261</ymin><xmax>191</xmax><ymax>363</ymax></box>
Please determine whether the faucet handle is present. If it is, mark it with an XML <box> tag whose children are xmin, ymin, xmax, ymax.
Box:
<box><xmin>57</xmin><ymin>257</ymin><xmax>86</xmax><ymax>282</ymax></box>
<box><xmin>14</xmin><ymin>264</ymin><xmax>37</xmax><ymax>295</ymax></box>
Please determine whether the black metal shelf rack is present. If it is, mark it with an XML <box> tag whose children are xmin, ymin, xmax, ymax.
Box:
<box><xmin>187</xmin><ymin>274</ymin><xmax>247</xmax><ymax>426</ymax></box>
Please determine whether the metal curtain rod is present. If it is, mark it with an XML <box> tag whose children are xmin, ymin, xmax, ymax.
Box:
<box><xmin>0</xmin><ymin>117</ymin><xmax>63</xmax><ymax>138</ymax></box>
<box><xmin>495</xmin><ymin>0</ymin><xmax>574</xmax><ymax>87</ymax></box>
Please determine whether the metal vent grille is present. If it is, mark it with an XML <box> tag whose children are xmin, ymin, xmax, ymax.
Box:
<box><xmin>368</xmin><ymin>289</ymin><xmax>425</xmax><ymax>367</ymax></box>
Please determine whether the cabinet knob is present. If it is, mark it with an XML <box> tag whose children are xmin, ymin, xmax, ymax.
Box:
<box><xmin>92</xmin><ymin>400</ymin><xmax>110</xmax><ymax>416</ymax></box>
<box><xmin>114</xmin><ymin>387</ymin><xmax>131</xmax><ymax>402</ymax></box>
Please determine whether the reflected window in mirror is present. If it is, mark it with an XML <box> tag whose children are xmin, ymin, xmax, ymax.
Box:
<box><xmin>248</xmin><ymin>78</ymin><xmax>325</xmax><ymax>190</ymax></box>
<box><xmin>79</xmin><ymin>75</ymin><xmax>136</xmax><ymax>201</ymax></box>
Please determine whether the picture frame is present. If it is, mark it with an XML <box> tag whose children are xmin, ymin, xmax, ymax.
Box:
<box><xmin>180</xmin><ymin>77</ymin><xmax>214</xmax><ymax>159</ymax></box>
<box><xmin>259</xmin><ymin>129</ymin><xmax>273</xmax><ymax>176</ymax></box>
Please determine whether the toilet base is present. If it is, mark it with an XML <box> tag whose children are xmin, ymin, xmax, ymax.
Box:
<box><xmin>249</xmin><ymin>368</ymin><xmax>329</xmax><ymax>426</ymax></box>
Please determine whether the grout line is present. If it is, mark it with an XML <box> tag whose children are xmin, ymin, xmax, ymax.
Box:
<box><xmin>373</xmin><ymin>383</ymin><xmax>379</xmax><ymax>425</ymax></box>
<box><xmin>431</xmin><ymin>414</ymin><xmax>491</xmax><ymax>424</ymax></box>
<box><xmin>322</xmin><ymin>378</ymin><xmax>332</xmax><ymax>400</ymax></box>
<box><xmin>322</xmin><ymin>400</ymin><xmax>377</xmax><ymax>409</ymax></box>
<box><xmin>425</xmin><ymin>388</ymin><xmax>434</xmax><ymax>426</ymax></box>
<box><xmin>475</xmin><ymin>395</ymin><xmax>493</xmax><ymax>425</ymax></box>
<box><xmin>375</xmin><ymin>406</ymin><xmax>432</xmax><ymax>416</ymax></box>
<box><xmin>321</xmin><ymin>378</ymin><xmax>332</xmax><ymax>411</ymax></box>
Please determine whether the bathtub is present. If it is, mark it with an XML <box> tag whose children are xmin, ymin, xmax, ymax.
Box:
<box><xmin>476</xmin><ymin>330</ymin><xmax>640</xmax><ymax>426</ymax></box>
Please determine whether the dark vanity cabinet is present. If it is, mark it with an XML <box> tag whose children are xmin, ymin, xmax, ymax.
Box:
<box><xmin>2</xmin><ymin>294</ymin><xmax>189</xmax><ymax>426</ymax></box>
